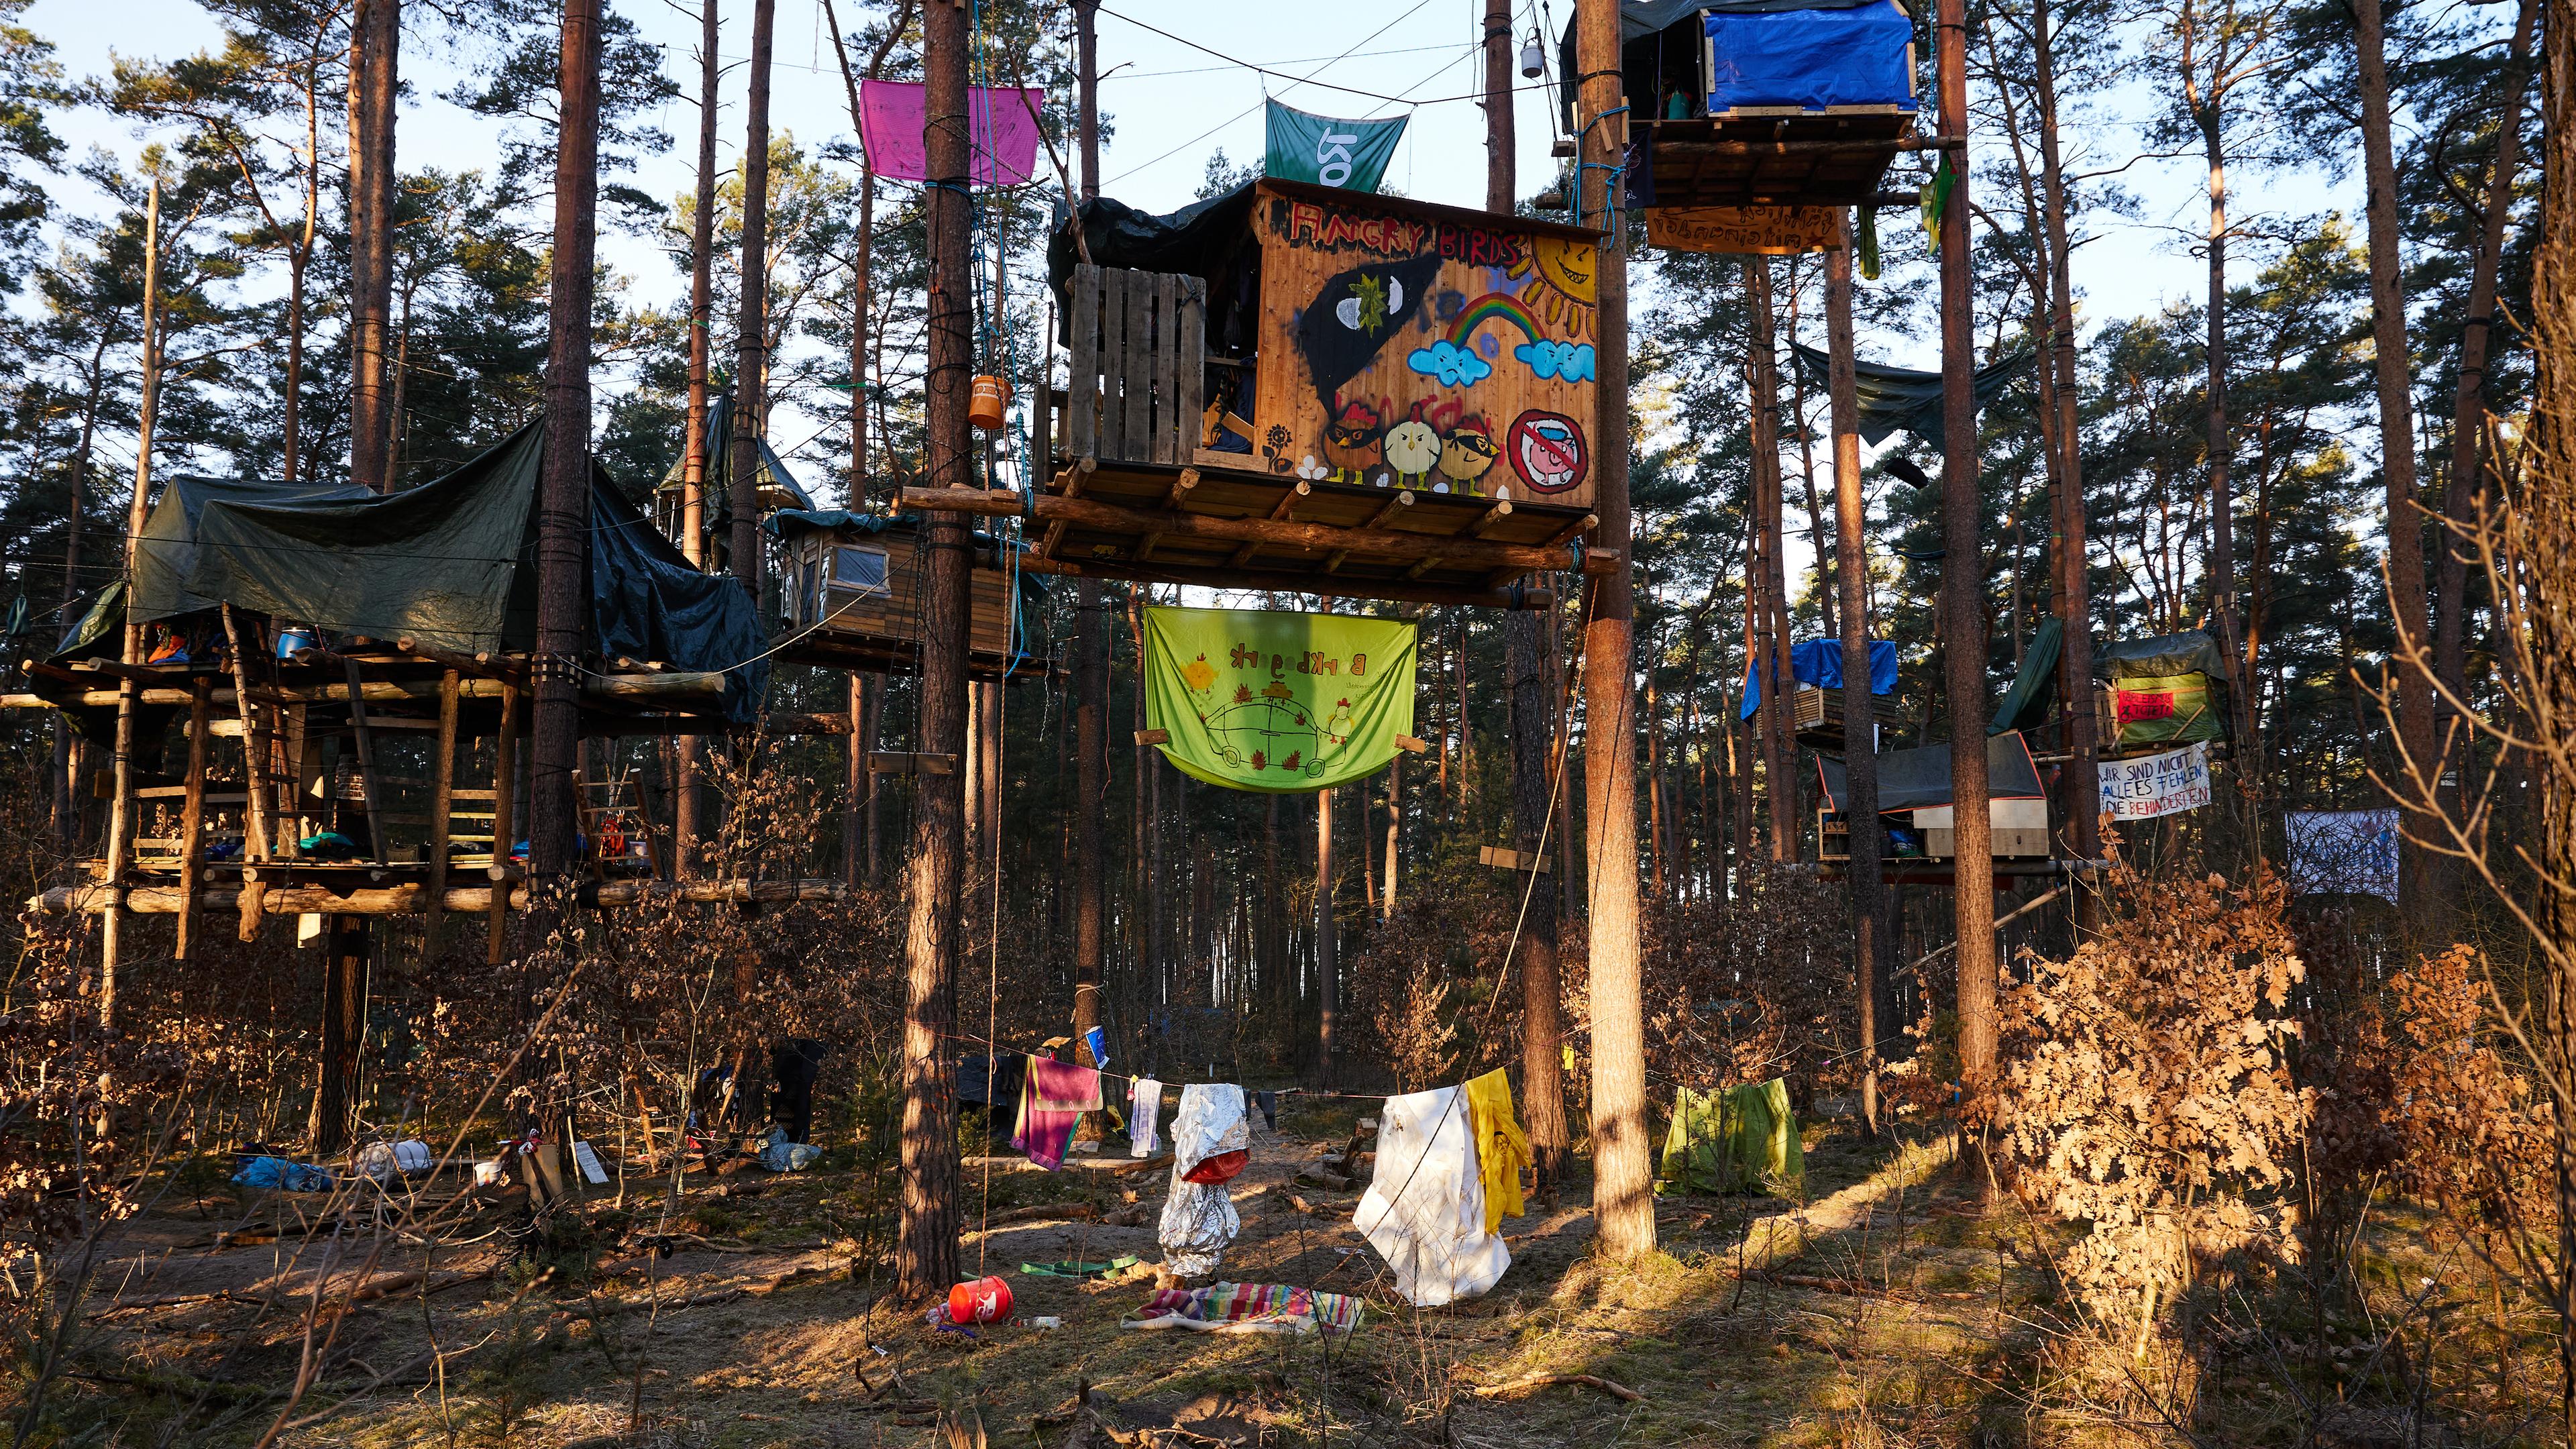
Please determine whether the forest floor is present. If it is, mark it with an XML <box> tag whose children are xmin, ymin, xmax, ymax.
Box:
<box><xmin>29</xmin><ymin>1099</ymin><xmax>2546</xmax><ymax>1448</ymax></box>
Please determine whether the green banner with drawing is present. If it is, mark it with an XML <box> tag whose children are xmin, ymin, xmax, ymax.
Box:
<box><xmin>1263</xmin><ymin>100</ymin><xmax>1408</xmax><ymax>194</ymax></box>
<box><xmin>1144</xmin><ymin>606</ymin><xmax>1417</xmax><ymax>793</ymax></box>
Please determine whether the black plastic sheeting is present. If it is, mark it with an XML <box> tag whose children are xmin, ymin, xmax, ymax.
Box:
<box><xmin>1989</xmin><ymin>616</ymin><xmax>2061</xmax><ymax>737</ymax></box>
<box><xmin>1815</xmin><ymin>730</ymin><xmax>2046</xmax><ymax>816</ymax></box>
<box><xmin>1046</xmin><ymin>183</ymin><xmax>1265</xmax><ymax>356</ymax></box>
<box><xmin>1788</xmin><ymin>343</ymin><xmax>2035</xmax><ymax>453</ymax></box>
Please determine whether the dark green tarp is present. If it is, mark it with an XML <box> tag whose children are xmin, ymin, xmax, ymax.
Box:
<box><xmin>1789</xmin><ymin>344</ymin><xmax>2035</xmax><ymax>453</ymax></box>
<box><xmin>134</xmin><ymin>475</ymin><xmax>376</xmax><ymax>622</ymax></box>
<box><xmin>1815</xmin><ymin>730</ymin><xmax>2045</xmax><ymax>814</ymax></box>
<box><xmin>180</xmin><ymin>422</ymin><xmax>769</xmax><ymax>722</ymax></box>
<box><xmin>2094</xmin><ymin>629</ymin><xmax>2226</xmax><ymax>683</ymax></box>
<box><xmin>1989</xmin><ymin>616</ymin><xmax>2061</xmax><ymax>737</ymax></box>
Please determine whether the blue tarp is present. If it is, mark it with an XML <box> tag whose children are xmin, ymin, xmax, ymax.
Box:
<box><xmin>1705</xmin><ymin>1</ymin><xmax>1917</xmax><ymax>113</ymax></box>
<box><xmin>1743</xmin><ymin>638</ymin><xmax>1898</xmax><ymax>719</ymax></box>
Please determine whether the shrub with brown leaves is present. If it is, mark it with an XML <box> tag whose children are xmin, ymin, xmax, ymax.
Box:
<box><xmin>1988</xmin><ymin>865</ymin><xmax>2313</xmax><ymax>1326</ymax></box>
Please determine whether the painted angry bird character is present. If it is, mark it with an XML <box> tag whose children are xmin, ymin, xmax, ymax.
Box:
<box><xmin>1322</xmin><ymin>401</ymin><xmax>1384</xmax><ymax>472</ymax></box>
<box><xmin>1382</xmin><ymin>419</ymin><xmax>1440</xmax><ymax>485</ymax></box>
<box><xmin>1438</xmin><ymin>418</ymin><xmax>1499</xmax><ymax>493</ymax></box>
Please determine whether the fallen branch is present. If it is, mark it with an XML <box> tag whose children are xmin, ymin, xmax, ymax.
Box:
<box><xmin>973</xmin><ymin>1203</ymin><xmax>1102</xmax><ymax>1228</ymax></box>
<box><xmin>1468</xmin><ymin>1373</ymin><xmax>1643</xmax><ymax>1403</ymax></box>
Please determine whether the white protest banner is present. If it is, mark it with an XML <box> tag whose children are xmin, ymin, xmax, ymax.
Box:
<box><xmin>2098</xmin><ymin>742</ymin><xmax>2212</xmax><ymax>822</ymax></box>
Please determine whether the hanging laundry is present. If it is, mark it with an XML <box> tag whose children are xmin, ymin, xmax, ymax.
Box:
<box><xmin>1123</xmin><ymin>1280</ymin><xmax>1366</xmax><ymax>1335</ymax></box>
<box><xmin>1012</xmin><ymin>1055</ymin><xmax>1104</xmax><ymax>1172</ymax></box>
<box><xmin>1252</xmin><ymin>1090</ymin><xmax>1279</xmax><ymax>1132</ymax></box>
<box><xmin>1355</xmin><ymin>1085</ymin><xmax>1510</xmax><ymax>1306</ymax></box>
<box><xmin>1130</xmin><ymin>1077</ymin><xmax>1165</xmax><ymax>1159</ymax></box>
<box><xmin>1159</xmin><ymin>1085</ymin><xmax>1251</xmax><ymax>1278</ymax></box>
<box><xmin>1657</xmin><ymin>1078</ymin><xmax>1803</xmax><ymax>1196</ymax></box>
<box><xmin>1462</xmin><ymin>1069</ymin><xmax>1532</xmax><ymax>1233</ymax></box>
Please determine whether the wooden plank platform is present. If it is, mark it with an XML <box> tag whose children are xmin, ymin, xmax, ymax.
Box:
<box><xmin>973</xmin><ymin>456</ymin><xmax>1598</xmax><ymax>606</ymax></box>
<box><xmin>1633</xmin><ymin>110</ymin><xmax>1929</xmax><ymax>209</ymax></box>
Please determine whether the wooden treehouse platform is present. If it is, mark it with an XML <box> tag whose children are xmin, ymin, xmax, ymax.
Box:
<box><xmin>10</xmin><ymin>643</ymin><xmax>856</xmax><ymax>954</ymax></box>
<box><xmin>1631</xmin><ymin>110</ymin><xmax>1933</xmax><ymax>209</ymax></box>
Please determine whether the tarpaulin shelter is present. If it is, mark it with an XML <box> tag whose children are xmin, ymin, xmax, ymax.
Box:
<box><xmin>1814</xmin><ymin>730</ymin><xmax>2045</xmax><ymax>815</ymax></box>
<box><xmin>73</xmin><ymin>421</ymin><xmax>769</xmax><ymax>723</ymax></box>
<box><xmin>1741</xmin><ymin>636</ymin><xmax>1897</xmax><ymax>718</ymax></box>
<box><xmin>1789</xmin><ymin>343</ymin><xmax>2034</xmax><ymax>453</ymax></box>
<box><xmin>654</xmin><ymin>390</ymin><xmax>814</xmax><ymax>576</ymax></box>
<box><xmin>1558</xmin><ymin>0</ymin><xmax>1915</xmax><ymax>127</ymax></box>
<box><xmin>2096</xmin><ymin>629</ymin><xmax>2230</xmax><ymax>753</ymax></box>
<box><xmin>1657</xmin><ymin>1079</ymin><xmax>1803</xmax><ymax>1195</ymax></box>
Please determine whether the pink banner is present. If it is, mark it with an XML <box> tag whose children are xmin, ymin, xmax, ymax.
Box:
<box><xmin>858</xmin><ymin>80</ymin><xmax>1044</xmax><ymax>187</ymax></box>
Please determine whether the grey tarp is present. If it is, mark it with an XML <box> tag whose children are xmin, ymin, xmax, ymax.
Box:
<box><xmin>1988</xmin><ymin>616</ymin><xmax>2061</xmax><ymax>737</ymax></box>
<box><xmin>2095</xmin><ymin>629</ymin><xmax>2226</xmax><ymax>683</ymax></box>
<box><xmin>1789</xmin><ymin>344</ymin><xmax>2035</xmax><ymax>453</ymax></box>
<box><xmin>179</xmin><ymin>422</ymin><xmax>769</xmax><ymax>722</ymax></box>
<box><xmin>1815</xmin><ymin>730</ymin><xmax>2045</xmax><ymax>815</ymax></box>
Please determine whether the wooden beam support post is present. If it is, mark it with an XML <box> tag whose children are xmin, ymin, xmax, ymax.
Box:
<box><xmin>174</xmin><ymin>674</ymin><xmax>212</xmax><ymax>961</ymax></box>
<box><xmin>1230</xmin><ymin>478</ymin><xmax>1312</xmax><ymax>568</ymax></box>
<box><xmin>423</xmin><ymin>667</ymin><xmax>460</xmax><ymax>954</ymax></box>
<box><xmin>486</xmin><ymin>683</ymin><xmax>519</xmax><ymax>966</ymax></box>
<box><xmin>902</xmin><ymin>486</ymin><xmax>1582</xmax><ymax>576</ymax></box>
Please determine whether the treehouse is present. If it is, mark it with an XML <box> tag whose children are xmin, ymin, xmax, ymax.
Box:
<box><xmin>902</xmin><ymin>179</ymin><xmax>1614</xmax><ymax>609</ymax></box>
<box><xmin>769</xmin><ymin>509</ymin><xmax>1052</xmax><ymax>680</ymax></box>
<box><xmin>653</xmin><ymin>389</ymin><xmax>816</xmax><ymax>578</ymax></box>
<box><xmin>1573</xmin><ymin>1</ymin><xmax>1925</xmax><ymax>239</ymax></box>
<box><xmin>1746</xmin><ymin>637</ymin><xmax>1906</xmax><ymax>751</ymax></box>
<box><xmin>9</xmin><ymin>421</ymin><xmax>845</xmax><ymax>957</ymax></box>
<box><xmin>1814</xmin><ymin>731</ymin><xmax>2055</xmax><ymax>868</ymax></box>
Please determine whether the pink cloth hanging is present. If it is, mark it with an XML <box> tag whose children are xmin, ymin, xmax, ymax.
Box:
<box><xmin>858</xmin><ymin>80</ymin><xmax>1044</xmax><ymax>186</ymax></box>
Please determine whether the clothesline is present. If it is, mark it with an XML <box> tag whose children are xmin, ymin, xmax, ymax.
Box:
<box><xmin>928</xmin><ymin>1023</ymin><xmax>1405</xmax><ymax>1102</ymax></box>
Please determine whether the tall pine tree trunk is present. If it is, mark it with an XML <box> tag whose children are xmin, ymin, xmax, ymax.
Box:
<box><xmin>674</xmin><ymin>0</ymin><xmax>720</xmax><ymax>877</ymax></box>
<box><xmin>2033</xmin><ymin>0</ymin><xmax>2099</xmax><ymax>879</ymax></box>
<box><xmin>1576</xmin><ymin>0</ymin><xmax>1653</xmax><ymax>1260</ymax></box>
<box><xmin>346</xmin><ymin>0</ymin><xmax>398</xmax><ymax>496</ymax></box>
<box><xmin>729</xmin><ymin>0</ymin><xmax>777</xmax><ymax>598</ymax></box>
<box><xmin>1829</xmin><ymin>217</ymin><xmax>1894</xmax><ymax>1134</ymax></box>
<box><xmin>2352</xmin><ymin>0</ymin><xmax>2444</xmax><ymax>934</ymax></box>
<box><xmin>530</xmin><ymin>1</ymin><xmax>599</xmax><ymax>877</ymax></box>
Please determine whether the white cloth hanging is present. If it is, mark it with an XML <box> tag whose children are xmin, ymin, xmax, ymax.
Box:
<box><xmin>1354</xmin><ymin>1085</ymin><xmax>1510</xmax><ymax>1306</ymax></box>
<box><xmin>1159</xmin><ymin>1084</ymin><xmax>1248</xmax><ymax>1278</ymax></box>
<box><xmin>1131</xmin><ymin>1077</ymin><xmax>1165</xmax><ymax>1159</ymax></box>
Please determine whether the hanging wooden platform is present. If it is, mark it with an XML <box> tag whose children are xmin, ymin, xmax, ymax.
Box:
<box><xmin>1632</xmin><ymin>111</ymin><xmax>1935</xmax><ymax>209</ymax></box>
<box><xmin>900</xmin><ymin>468</ymin><xmax>1601</xmax><ymax>609</ymax></box>
<box><xmin>773</xmin><ymin>517</ymin><xmax>1054</xmax><ymax>681</ymax></box>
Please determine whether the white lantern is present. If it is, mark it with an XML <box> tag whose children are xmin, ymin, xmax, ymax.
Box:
<box><xmin>1519</xmin><ymin>31</ymin><xmax>1546</xmax><ymax>79</ymax></box>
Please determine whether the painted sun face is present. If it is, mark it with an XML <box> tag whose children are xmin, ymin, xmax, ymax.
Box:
<box><xmin>1383</xmin><ymin>420</ymin><xmax>1441</xmax><ymax>479</ymax></box>
<box><xmin>1438</xmin><ymin>423</ymin><xmax>1499</xmax><ymax>486</ymax></box>
<box><xmin>1531</xmin><ymin>235</ymin><xmax>1598</xmax><ymax>304</ymax></box>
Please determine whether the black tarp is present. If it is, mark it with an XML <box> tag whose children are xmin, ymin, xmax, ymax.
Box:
<box><xmin>656</xmin><ymin>389</ymin><xmax>813</xmax><ymax>575</ymax></box>
<box><xmin>170</xmin><ymin>422</ymin><xmax>768</xmax><ymax>722</ymax></box>
<box><xmin>1788</xmin><ymin>344</ymin><xmax>2035</xmax><ymax>453</ymax></box>
<box><xmin>1815</xmin><ymin>730</ymin><xmax>2045</xmax><ymax>815</ymax></box>
<box><xmin>1046</xmin><ymin>183</ymin><xmax>1265</xmax><ymax>354</ymax></box>
<box><xmin>133</xmin><ymin>475</ymin><xmax>376</xmax><ymax>623</ymax></box>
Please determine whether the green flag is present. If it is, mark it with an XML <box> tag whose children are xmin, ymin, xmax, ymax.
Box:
<box><xmin>1263</xmin><ymin>99</ymin><xmax>1407</xmax><ymax>194</ymax></box>
<box><xmin>1144</xmin><ymin>606</ymin><xmax>1416</xmax><ymax>793</ymax></box>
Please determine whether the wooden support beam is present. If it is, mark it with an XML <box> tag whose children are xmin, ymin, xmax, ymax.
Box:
<box><xmin>1479</xmin><ymin>844</ymin><xmax>1553</xmax><ymax>873</ymax></box>
<box><xmin>32</xmin><ymin>877</ymin><xmax>855</xmax><ymax>916</ymax></box>
<box><xmin>1011</xmin><ymin>551</ymin><xmax>1556</xmax><ymax>610</ymax></box>
<box><xmin>1363</xmin><ymin>489</ymin><xmax>1414</xmax><ymax>529</ymax></box>
<box><xmin>1395</xmin><ymin>735</ymin><xmax>1429</xmax><ymax>753</ymax></box>
<box><xmin>423</xmin><ymin>668</ymin><xmax>460</xmax><ymax>954</ymax></box>
<box><xmin>868</xmin><ymin>751</ymin><xmax>958</xmax><ymax>776</ymax></box>
<box><xmin>1134</xmin><ymin>729</ymin><xmax>1169</xmax><ymax>745</ymax></box>
<box><xmin>898</xmin><ymin>487</ymin><xmax>1591</xmax><ymax>576</ymax></box>
<box><xmin>174</xmin><ymin>676</ymin><xmax>211</xmax><ymax>961</ymax></box>
<box><xmin>1466</xmin><ymin>498</ymin><xmax>1515</xmax><ymax>538</ymax></box>
<box><xmin>1163</xmin><ymin>466</ymin><xmax>1199</xmax><ymax>509</ymax></box>
<box><xmin>1230</xmin><ymin>479</ymin><xmax>1313</xmax><ymax>568</ymax></box>
<box><xmin>486</xmin><ymin>684</ymin><xmax>519</xmax><ymax>966</ymax></box>
<box><xmin>1543</xmin><ymin>513</ymin><xmax>1599</xmax><ymax>547</ymax></box>
<box><xmin>1405</xmin><ymin>556</ymin><xmax>1445</xmax><ymax>580</ymax></box>
<box><xmin>341</xmin><ymin>659</ymin><xmax>392</xmax><ymax>865</ymax></box>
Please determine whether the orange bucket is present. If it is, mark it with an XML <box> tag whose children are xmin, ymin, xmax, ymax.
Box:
<box><xmin>968</xmin><ymin>374</ymin><xmax>1010</xmax><ymax>431</ymax></box>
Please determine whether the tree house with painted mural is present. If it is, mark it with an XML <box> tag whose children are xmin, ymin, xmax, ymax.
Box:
<box><xmin>975</xmin><ymin>179</ymin><xmax>1613</xmax><ymax>609</ymax></box>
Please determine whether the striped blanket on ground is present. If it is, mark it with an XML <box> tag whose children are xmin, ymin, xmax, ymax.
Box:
<box><xmin>1122</xmin><ymin>1281</ymin><xmax>1364</xmax><ymax>1335</ymax></box>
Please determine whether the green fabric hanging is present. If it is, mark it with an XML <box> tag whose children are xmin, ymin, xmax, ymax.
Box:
<box><xmin>1143</xmin><ymin>606</ymin><xmax>1417</xmax><ymax>794</ymax></box>
<box><xmin>1857</xmin><ymin>204</ymin><xmax>1880</xmax><ymax>282</ymax></box>
<box><xmin>1920</xmin><ymin>160</ymin><xmax>1955</xmax><ymax>253</ymax></box>
<box><xmin>1989</xmin><ymin>616</ymin><xmax>2063</xmax><ymax>737</ymax></box>
<box><xmin>1263</xmin><ymin>100</ymin><xmax>1408</xmax><ymax>194</ymax></box>
<box><xmin>1656</xmin><ymin>1079</ymin><xmax>1803</xmax><ymax>1195</ymax></box>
